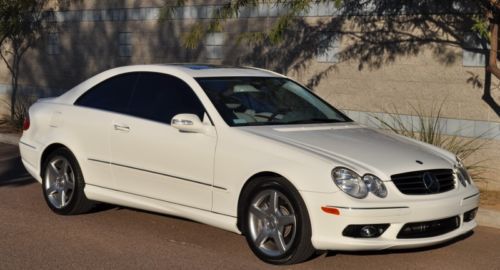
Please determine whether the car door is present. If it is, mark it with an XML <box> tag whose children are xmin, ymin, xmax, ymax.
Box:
<box><xmin>72</xmin><ymin>73</ymin><xmax>139</xmax><ymax>189</ymax></box>
<box><xmin>109</xmin><ymin>72</ymin><xmax>216</xmax><ymax>210</ymax></box>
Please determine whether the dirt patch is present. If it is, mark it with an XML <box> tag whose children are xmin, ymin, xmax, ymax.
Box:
<box><xmin>0</xmin><ymin>114</ymin><xmax>21</xmax><ymax>133</ymax></box>
<box><xmin>0</xmin><ymin>124</ymin><xmax>19</xmax><ymax>134</ymax></box>
<box><xmin>480</xmin><ymin>189</ymin><xmax>500</xmax><ymax>211</ymax></box>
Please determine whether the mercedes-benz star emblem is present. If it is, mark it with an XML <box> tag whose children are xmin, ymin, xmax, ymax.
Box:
<box><xmin>422</xmin><ymin>172</ymin><xmax>440</xmax><ymax>193</ymax></box>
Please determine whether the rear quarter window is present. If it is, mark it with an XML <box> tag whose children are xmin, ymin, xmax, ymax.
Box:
<box><xmin>74</xmin><ymin>73</ymin><xmax>139</xmax><ymax>113</ymax></box>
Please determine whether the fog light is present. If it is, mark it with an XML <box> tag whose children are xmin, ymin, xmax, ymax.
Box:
<box><xmin>342</xmin><ymin>224</ymin><xmax>390</xmax><ymax>238</ymax></box>
<box><xmin>360</xmin><ymin>226</ymin><xmax>378</xmax><ymax>237</ymax></box>
<box><xmin>464</xmin><ymin>208</ymin><xmax>478</xmax><ymax>222</ymax></box>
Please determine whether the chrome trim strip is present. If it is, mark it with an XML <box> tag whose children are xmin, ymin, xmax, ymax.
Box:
<box><xmin>19</xmin><ymin>141</ymin><xmax>36</xmax><ymax>149</ymax></box>
<box><xmin>213</xmin><ymin>185</ymin><xmax>227</xmax><ymax>190</ymax></box>
<box><xmin>327</xmin><ymin>205</ymin><xmax>409</xmax><ymax>210</ymax></box>
<box><xmin>87</xmin><ymin>158</ymin><xmax>227</xmax><ymax>190</ymax></box>
<box><xmin>87</xmin><ymin>183</ymin><xmax>236</xmax><ymax>218</ymax></box>
<box><xmin>463</xmin><ymin>192</ymin><xmax>480</xmax><ymax>200</ymax></box>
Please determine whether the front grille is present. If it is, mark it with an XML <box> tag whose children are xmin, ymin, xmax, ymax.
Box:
<box><xmin>397</xmin><ymin>216</ymin><xmax>460</xmax><ymax>239</ymax></box>
<box><xmin>391</xmin><ymin>169</ymin><xmax>455</xmax><ymax>195</ymax></box>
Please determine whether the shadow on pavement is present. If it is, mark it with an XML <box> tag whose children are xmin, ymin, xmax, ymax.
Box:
<box><xmin>0</xmin><ymin>142</ymin><xmax>119</xmax><ymax>214</ymax></box>
<box><xmin>86</xmin><ymin>203</ymin><xmax>118</xmax><ymax>214</ymax></box>
<box><xmin>0</xmin><ymin>142</ymin><xmax>36</xmax><ymax>187</ymax></box>
<box><xmin>116</xmin><ymin>206</ymin><xmax>194</xmax><ymax>223</ymax></box>
<box><xmin>326</xmin><ymin>230</ymin><xmax>474</xmax><ymax>258</ymax></box>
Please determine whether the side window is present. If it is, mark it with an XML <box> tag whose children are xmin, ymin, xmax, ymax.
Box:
<box><xmin>75</xmin><ymin>73</ymin><xmax>139</xmax><ymax>113</ymax></box>
<box><xmin>129</xmin><ymin>73</ymin><xmax>205</xmax><ymax>124</ymax></box>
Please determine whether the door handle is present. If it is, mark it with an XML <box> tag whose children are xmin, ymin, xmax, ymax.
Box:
<box><xmin>113</xmin><ymin>123</ymin><xmax>130</xmax><ymax>132</ymax></box>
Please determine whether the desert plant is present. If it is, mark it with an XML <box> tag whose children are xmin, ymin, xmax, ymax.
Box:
<box><xmin>0</xmin><ymin>94</ymin><xmax>36</xmax><ymax>132</ymax></box>
<box><xmin>372</xmin><ymin>100</ymin><xmax>491</xmax><ymax>182</ymax></box>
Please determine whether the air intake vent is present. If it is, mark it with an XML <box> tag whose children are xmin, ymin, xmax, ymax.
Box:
<box><xmin>397</xmin><ymin>216</ymin><xmax>460</xmax><ymax>239</ymax></box>
<box><xmin>391</xmin><ymin>169</ymin><xmax>455</xmax><ymax>195</ymax></box>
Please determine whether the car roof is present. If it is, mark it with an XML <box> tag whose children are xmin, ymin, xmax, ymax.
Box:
<box><xmin>53</xmin><ymin>64</ymin><xmax>285</xmax><ymax>104</ymax></box>
<box><xmin>127</xmin><ymin>63</ymin><xmax>282</xmax><ymax>78</ymax></box>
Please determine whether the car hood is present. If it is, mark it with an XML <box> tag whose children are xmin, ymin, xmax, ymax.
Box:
<box><xmin>239</xmin><ymin>123</ymin><xmax>454</xmax><ymax>179</ymax></box>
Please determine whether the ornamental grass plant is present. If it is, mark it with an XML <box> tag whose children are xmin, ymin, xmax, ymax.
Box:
<box><xmin>372</xmin><ymin>100</ymin><xmax>492</xmax><ymax>182</ymax></box>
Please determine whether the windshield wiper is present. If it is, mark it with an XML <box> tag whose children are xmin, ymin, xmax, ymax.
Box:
<box><xmin>285</xmin><ymin>118</ymin><xmax>343</xmax><ymax>124</ymax></box>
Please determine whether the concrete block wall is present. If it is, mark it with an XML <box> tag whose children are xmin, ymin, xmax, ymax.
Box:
<box><xmin>0</xmin><ymin>1</ymin><xmax>499</xmax><ymax>190</ymax></box>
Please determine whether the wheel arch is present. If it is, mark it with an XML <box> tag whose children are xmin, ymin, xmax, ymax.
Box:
<box><xmin>40</xmin><ymin>143</ymin><xmax>72</xmax><ymax>178</ymax></box>
<box><xmin>236</xmin><ymin>171</ymin><xmax>302</xmax><ymax>232</ymax></box>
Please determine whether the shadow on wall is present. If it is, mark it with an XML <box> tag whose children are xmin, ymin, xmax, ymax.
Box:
<box><xmin>480</xmin><ymin>60</ymin><xmax>500</xmax><ymax>117</ymax></box>
<box><xmin>11</xmin><ymin>0</ymin><xmax>500</xmax><ymax>117</ymax></box>
<box><xmin>18</xmin><ymin>0</ymin><xmax>183</xmax><ymax>95</ymax></box>
<box><xmin>225</xmin><ymin>1</ymin><xmax>499</xmax><ymax>117</ymax></box>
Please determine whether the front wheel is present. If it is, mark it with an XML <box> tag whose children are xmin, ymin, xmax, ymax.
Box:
<box><xmin>42</xmin><ymin>148</ymin><xmax>94</xmax><ymax>215</ymax></box>
<box><xmin>241</xmin><ymin>177</ymin><xmax>315</xmax><ymax>264</ymax></box>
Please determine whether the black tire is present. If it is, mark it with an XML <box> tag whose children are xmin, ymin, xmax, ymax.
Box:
<box><xmin>240</xmin><ymin>177</ymin><xmax>315</xmax><ymax>265</ymax></box>
<box><xmin>41</xmin><ymin>147</ymin><xmax>94</xmax><ymax>215</ymax></box>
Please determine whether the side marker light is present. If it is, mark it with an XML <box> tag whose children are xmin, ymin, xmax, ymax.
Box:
<box><xmin>321</xmin><ymin>206</ymin><xmax>340</xmax><ymax>216</ymax></box>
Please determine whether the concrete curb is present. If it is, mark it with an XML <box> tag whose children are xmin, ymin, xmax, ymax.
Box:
<box><xmin>0</xmin><ymin>132</ymin><xmax>498</xmax><ymax>229</ymax></box>
<box><xmin>0</xmin><ymin>133</ymin><xmax>20</xmax><ymax>146</ymax></box>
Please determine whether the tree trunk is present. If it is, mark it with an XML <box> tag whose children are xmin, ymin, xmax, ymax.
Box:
<box><xmin>9</xmin><ymin>52</ymin><xmax>19</xmax><ymax>122</ymax></box>
<box><xmin>487</xmin><ymin>20</ymin><xmax>500</xmax><ymax>79</ymax></box>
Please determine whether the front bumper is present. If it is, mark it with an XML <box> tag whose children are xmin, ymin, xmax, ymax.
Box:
<box><xmin>301</xmin><ymin>188</ymin><xmax>480</xmax><ymax>251</ymax></box>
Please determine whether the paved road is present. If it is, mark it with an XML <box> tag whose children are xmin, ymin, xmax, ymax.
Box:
<box><xmin>1</xmin><ymin>142</ymin><xmax>500</xmax><ymax>269</ymax></box>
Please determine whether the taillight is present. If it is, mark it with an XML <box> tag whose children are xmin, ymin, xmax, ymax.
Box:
<box><xmin>22</xmin><ymin>115</ymin><xmax>30</xmax><ymax>131</ymax></box>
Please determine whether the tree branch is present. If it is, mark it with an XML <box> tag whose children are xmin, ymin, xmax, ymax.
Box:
<box><xmin>486</xmin><ymin>21</ymin><xmax>500</xmax><ymax>78</ymax></box>
<box><xmin>0</xmin><ymin>51</ymin><xmax>14</xmax><ymax>75</ymax></box>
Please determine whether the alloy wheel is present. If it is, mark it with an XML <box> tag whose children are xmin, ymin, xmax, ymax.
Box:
<box><xmin>44</xmin><ymin>156</ymin><xmax>76</xmax><ymax>209</ymax></box>
<box><xmin>248</xmin><ymin>189</ymin><xmax>297</xmax><ymax>257</ymax></box>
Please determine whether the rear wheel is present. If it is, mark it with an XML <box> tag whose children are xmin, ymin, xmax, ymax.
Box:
<box><xmin>42</xmin><ymin>148</ymin><xmax>94</xmax><ymax>215</ymax></box>
<box><xmin>241</xmin><ymin>177</ymin><xmax>315</xmax><ymax>264</ymax></box>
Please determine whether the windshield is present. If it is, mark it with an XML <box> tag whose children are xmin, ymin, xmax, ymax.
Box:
<box><xmin>196</xmin><ymin>77</ymin><xmax>351</xmax><ymax>126</ymax></box>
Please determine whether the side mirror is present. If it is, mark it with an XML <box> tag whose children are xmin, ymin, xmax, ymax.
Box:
<box><xmin>171</xmin><ymin>114</ymin><xmax>206</xmax><ymax>133</ymax></box>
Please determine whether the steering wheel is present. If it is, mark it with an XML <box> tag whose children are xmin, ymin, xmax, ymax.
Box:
<box><xmin>256</xmin><ymin>108</ymin><xmax>291</xmax><ymax>122</ymax></box>
<box><xmin>221</xmin><ymin>95</ymin><xmax>247</xmax><ymax>112</ymax></box>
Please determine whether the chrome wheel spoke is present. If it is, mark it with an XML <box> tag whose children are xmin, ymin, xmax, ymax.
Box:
<box><xmin>44</xmin><ymin>156</ymin><xmax>75</xmax><ymax>209</ymax></box>
<box><xmin>255</xmin><ymin>230</ymin><xmax>270</xmax><ymax>247</ymax></box>
<box><xmin>49</xmin><ymin>161</ymin><xmax>60</xmax><ymax>177</ymax></box>
<box><xmin>60</xmin><ymin>189</ymin><xmax>66</xmax><ymax>207</ymax></box>
<box><xmin>248</xmin><ymin>189</ymin><xmax>297</xmax><ymax>257</ymax></box>
<box><xmin>67</xmin><ymin>174</ymin><xmax>75</xmax><ymax>187</ymax></box>
<box><xmin>52</xmin><ymin>190</ymin><xmax>62</xmax><ymax>208</ymax></box>
<box><xmin>46</xmin><ymin>185</ymin><xmax>58</xmax><ymax>196</ymax></box>
<box><xmin>278</xmin><ymin>214</ymin><xmax>296</xmax><ymax>228</ymax></box>
<box><xmin>270</xmin><ymin>191</ymin><xmax>279</xmax><ymax>214</ymax></box>
<box><xmin>64</xmin><ymin>173</ymin><xmax>75</xmax><ymax>192</ymax></box>
<box><xmin>61</xmin><ymin>159</ymin><xmax>69</xmax><ymax>175</ymax></box>
<box><xmin>62</xmin><ymin>160</ymin><xmax>72</xmax><ymax>182</ymax></box>
<box><xmin>272</xmin><ymin>230</ymin><xmax>287</xmax><ymax>254</ymax></box>
<box><xmin>63</xmin><ymin>182</ymin><xmax>73</xmax><ymax>193</ymax></box>
<box><xmin>250</xmin><ymin>205</ymin><xmax>267</xmax><ymax>220</ymax></box>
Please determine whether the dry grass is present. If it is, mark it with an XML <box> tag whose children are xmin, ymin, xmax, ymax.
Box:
<box><xmin>0</xmin><ymin>95</ymin><xmax>37</xmax><ymax>133</ymax></box>
<box><xmin>480</xmin><ymin>189</ymin><xmax>500</xmax><ymax>211</ymax></box>
<box><xmin>372</xmin><ymin>100</ymin><xmax>491</xmax><ymax>183</ymax></box>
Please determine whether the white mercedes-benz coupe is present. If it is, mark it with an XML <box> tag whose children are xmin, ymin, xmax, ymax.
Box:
<box><xmin>20</xmin><ymin>64</ymin><xmax>479</xmax><ymax>264</ymax></box>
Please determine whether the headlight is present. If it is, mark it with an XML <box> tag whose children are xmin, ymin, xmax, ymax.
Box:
<box><xmin>455</xmin><ymin>158</ymin><xmax>472</xmax><ymax>187</ymax></box>
<box><xmin>332</xmin><ymin>167</ymin><xmax>368</xmax><ymax>198</ymax></box>
<box><xmin>362</xmin><ymin>174</ymin><xmax>388</xmax><ymax>198</ymax></box>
